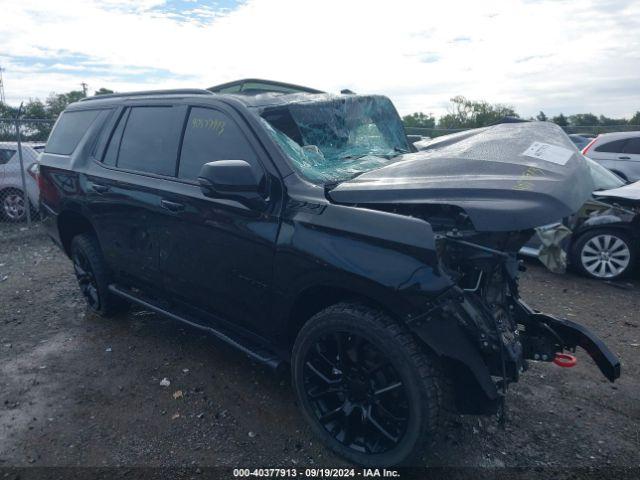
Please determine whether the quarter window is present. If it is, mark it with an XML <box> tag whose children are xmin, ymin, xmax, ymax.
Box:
<box><xmin>0</xmin><ymin>148</ymin><xmax>16</xmax><ymax>164</ymax></box>
<box><xmin>178</xmin><ymin>107</ymin><xmax>259</xmax><ymax>180</ymax></box>
<box><xmin>45</xmin><ymin>109</ymin><xmax>102</xmax><ymax>155</ymax></box>
<box><xmin>116</xmin><ymin>106</ymin><xmax>180</xmax><ymax>176</ymax></box>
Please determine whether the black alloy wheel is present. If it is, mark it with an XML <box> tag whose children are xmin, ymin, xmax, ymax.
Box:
<box><xmin>73</xmin><ymin>248</ymin><xmax>100</xmax><ymax>310</ymax></box>
<box><xmin>303</xmin><ymin>331</ymin><xmax>410</xmax><ymax>454</ymax></box>
<box><xmin>292</xmin><ymin>303</ymin><xmax>443</xmax><ymax>466</ymax></box>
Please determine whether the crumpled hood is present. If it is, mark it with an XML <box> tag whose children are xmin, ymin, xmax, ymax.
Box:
<box><xmin>328</xmin><ymin>122</ymin><xmax>594</xmax><ymax>232</ymax></box>
<box><xmin>594</xmin><ymin>180</ymin><xmax>640</xmax><ymax>202</ymax></box>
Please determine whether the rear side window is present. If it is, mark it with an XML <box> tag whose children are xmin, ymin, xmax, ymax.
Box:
<box><xmin>0</xmin><ymin>148</ymin><xmax>16</xmax><ymax>164</ymax></box>
<box><xmin>178</xmin><ymin>107</ymin><xmax>260</xmax><ymax>180</ymax></box>
<box><xmin>622</xmin><ymin>137</ymin><xmax>640</xmax><ymax>154</ymax></box>
<box><xmin>594</xmin><ymin>139</ymin><xmax>627</xmax><ymax>153</ymax></box>
<box><xmin>116</xmin><ymin>106</ymin><xmax>180</xmax><ymax>176</ymax></box>
<box><xmin>45</xmin><ymin>109</ymin><xmax>101</xmax><ymax>155</ymax></box>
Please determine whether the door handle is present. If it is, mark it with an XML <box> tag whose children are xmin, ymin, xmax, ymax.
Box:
<box><xmin>618</xmin><ymin>156</ymin><xmax>631</xmax><ymax>160</ymax></box>
<box><xmin>160</xmin><ymin>199</ymin><xmax>185</xmax><ymax>212</ymax></box>
<box><xmin>90</xmin><ymin>183</ymin><xmax>110</xmax><ymax>193</ymax></box>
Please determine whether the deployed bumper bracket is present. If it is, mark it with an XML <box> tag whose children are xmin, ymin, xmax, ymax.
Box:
<box><xmin>516</xmin><ymin>300</ymin><xmax>621</xmax><ymax>382</ymax></box>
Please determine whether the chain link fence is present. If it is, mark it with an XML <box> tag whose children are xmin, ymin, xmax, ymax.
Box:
<box><xmin>0</xmin><ymin>117</ymin><xmax>55</xmax><ymax>225</ymax></box>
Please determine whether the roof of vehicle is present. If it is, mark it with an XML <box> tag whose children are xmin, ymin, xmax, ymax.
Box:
<box><xmin>66</xmin><ymin>88</ymin><xmax>365</xmax><ymax>113</ymax></box>
<box><xmin>592</xmin><ymin>131</ymin><xmax>640</xmax><ymax>141</ymax></box>
<box><xmin>208</xmin><ymin>78</ymin><xmax>323</xmax><ymax>95</ymax></box>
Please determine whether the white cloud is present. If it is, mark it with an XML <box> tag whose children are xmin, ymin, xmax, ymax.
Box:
<box><xmin>0</xmin><ymin>0</ymin><xmax>639</xmax><ymax>118</ymax></box>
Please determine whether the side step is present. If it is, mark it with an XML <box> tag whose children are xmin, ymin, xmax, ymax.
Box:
<box><xmin>108</xmin><ymin>284</ymin><xmax>285</xmax><ymax>371</ymax></box>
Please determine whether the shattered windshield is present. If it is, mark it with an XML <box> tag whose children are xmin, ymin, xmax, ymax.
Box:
<box><xmin>260</xmin><ymin>95</ymin><xmax>410</xmax><ymax>184</ymax></box>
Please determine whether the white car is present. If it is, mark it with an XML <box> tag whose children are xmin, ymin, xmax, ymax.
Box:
<box><xmin>0</xmin><ymin>142</ymin><xmax>43</xmax><ymax>221</ymax></box>
<box><xmin>582</xmin><ymin>131</ymin><xmax>640</xmax><ymax>182</ymax></box>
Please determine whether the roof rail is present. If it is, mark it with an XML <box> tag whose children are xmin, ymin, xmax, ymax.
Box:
<box><xmin>79</xmin><ymin>89</ymin><xmax>215</xmax><ymax>102</ymax></box>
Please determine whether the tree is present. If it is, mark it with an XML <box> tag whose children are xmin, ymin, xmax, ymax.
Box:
<box><xmin>437</xmin><ymin>96</ymin><xmax>518</xmax><ymax>129</ymax></box>
<box><xmin>629</xmin><ymin>111</ymin><xmax>640</xmax><ymax>126</ymax></box>
<box><xmin>536</xmin><ymin>111</ymin><xmax>548</xmax><ymax>122</ymax></box>
<box><xmin>598</xmin><ymin>115</ymin><xmax>628</xmax><ymax>126</ymax></box>
<box><xmin>551</xmin><ymin>113</ymin><xmax>568</xmax><ymax>127</ymax></box>
<box><xmin>402</xmin><ymin>112</ymin><xmax>436</xmax><ymax>128</ymax></box>
<box><xmin>94</xmin><ymin>87</ymin><xmax>114</xmax><ymax>96</ymax></box>
<box><xmin>45</xmin><ymin>90</ymin><xmax>86</xmax><ymax>118</ymax></box>
<box><xmin>568</xmin><ymin>113</ymin><xmax>599</xmax><ymax>126</ymax></box>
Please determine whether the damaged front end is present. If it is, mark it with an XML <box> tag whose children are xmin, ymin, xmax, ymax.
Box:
<box><xmin>261</xmin><ymin>94</ymin><xmax>621</xmax><ymax>415</ymax></box>
<box><xmin>405</xmin><ymin>229</ymin><xmax>620</xmax><ymax>414</ymax></box>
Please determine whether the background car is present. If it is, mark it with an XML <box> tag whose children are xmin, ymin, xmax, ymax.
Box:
<box><xmin>521</xmin><ymin>158</ymin><xmax>639</xmax><ymax>280</ymax></box>
<box><xmin>568</xmin><ymin>133</ymin><xmax>596</xmax><ymax>150</ymax></box>
<box><xmin>582</xmin><ymin>131</ymin><xmax>640</xmax><ymax>182</ymax></box>
<box><xmin>0</xmin><ymin>142</ymin><xmax>43</xmax><ymax>221</ymax></box>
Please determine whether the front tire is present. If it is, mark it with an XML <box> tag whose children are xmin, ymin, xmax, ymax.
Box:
<box><xmin>71</xmin><ymin>234</ymin><xmax>128</xmax><ymax>317</ymax></box>
<box><xmin>572</xmin><ymin>229</ymin><xmax>636</xmax><ymax>280</ymax></box>
<box><xmin>292</xmin><ymin>303</ymin><xmax>443</xmax><ymax>466</ymax></box>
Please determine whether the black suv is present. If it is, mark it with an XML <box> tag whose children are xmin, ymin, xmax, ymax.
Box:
<box><xmin>39</xmin><ymin>84</ymin><xmax>620</xmax><ymax>466</ymax></box>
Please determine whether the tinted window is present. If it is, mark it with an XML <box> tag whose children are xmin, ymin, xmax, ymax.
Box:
<box><xmin>0</xmin><ymin>148</ymin><xmax>16</xmax><ymax>164</ymax></box>
<box><xmin>595</xmin><ymin>139</ymin><xmax>627</xmax><ymax>153</ymax></box>
<box><xmin>117</xmin><ymin>106</ymin><xmax>180</xmax><ymax>176</ymax></box>
<box><xmin>103</xmin><ymin>110</ymin><xmax>129</xmax><ymax>166</ymax></box>
<box><xmin>622</xmin><ymin>137</ymin><xmax>640</xmax><ymax>154</ymax></box>
<box><xmin>45</xmin><ymin>109</ymin><xmax>101</xmax><ymax>155</ymax></box>
<box><xmin>178</xmin><ymin>107</ymin><xmax>259</xmax><ymax>180</ymax></box>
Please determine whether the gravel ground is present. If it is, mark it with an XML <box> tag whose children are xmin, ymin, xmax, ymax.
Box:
<box><xmin>0</xmin><ymin>223</ymin><xmax>638</xmax><ymax>476</ymax></box>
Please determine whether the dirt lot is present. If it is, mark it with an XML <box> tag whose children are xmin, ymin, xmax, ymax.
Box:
<box><xmin>0</xmin><ymin>223</ymin><xmax>639</xmax><ymax>476</ymax></box>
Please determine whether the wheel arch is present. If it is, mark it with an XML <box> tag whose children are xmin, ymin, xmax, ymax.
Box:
<box><xmin>57</xmin><ymin>209</ymin><xmax>98</xmax><ymax>257</ymax></box>
<box><xmin>284</xmin><ymin>282</ymin><xmax>500</xmax><ymax>415</ymax></box>
<box><xmin>285</xmin><ymin>282</ymin><xmax>404</xmax><ymax>350</ymax></box>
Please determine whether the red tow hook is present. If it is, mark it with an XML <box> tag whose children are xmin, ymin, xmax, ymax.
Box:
<box><xmin>553</xmin><ymin>353</ymin><xmax>578</xmax><ymax>368</ymax></box>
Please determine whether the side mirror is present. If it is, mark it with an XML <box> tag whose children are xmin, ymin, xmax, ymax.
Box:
<box><xmin>197</xmin><ymin>160</ymin><xmax>266</xmax><ymax>208</ymax></box>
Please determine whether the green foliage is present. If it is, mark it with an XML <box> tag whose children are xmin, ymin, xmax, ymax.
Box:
<box><xmin>95</xmin><ymin>87</ymin><xmax>115</xmax><ymax>96</ymax></box>
<box><xmin>437</xmin><ymin>96</ymin><xmax>518</xmax><ymax>129</ymax></box>
<box><xmin>551</xmin><ymin>113</ymin><xmax>568</xmax><ymax>127</ymax></box>
<box><xmin>630</xmin><ymin>111</ymin><xmax>640</xmax><ymax>126</ymax></box>
<box><xmin>598</xmin><ymin>115</ymin><xmax>628</xmax><ymax>126</ymax></box>
<box><xmin>568</xmin><ymin>113</ymin><xmax>599</xmax><ymax>126</ymax></box>
<box><xmin>536</xmin><ymin>111</ymin><xmax>548</xmax><ymax>122</ymax></box>
<box><xmin>45</xmin><ymin>90</ymin><xmax>86</xmax><ymax>118</ymax></box>
<box><xmin>402</xmin><ymin>112</ymin><xmax>436</xmax><ymax>128</ymax></box>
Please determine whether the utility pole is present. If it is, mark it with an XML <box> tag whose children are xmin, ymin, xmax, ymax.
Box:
<box><xmin>80</xmin><ymin>81</ymin><xmax>88</xmax><ymax>97</ymax></box>
<box><xmin>0</xmin><ymin>66</ymin><xmax>6</xmax><ymax>104</ymax></box>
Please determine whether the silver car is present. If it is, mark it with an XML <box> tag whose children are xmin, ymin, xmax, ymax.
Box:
<box><xmin>0</xmin><ymin>142</ymin><xmax>43</xmax><ymax>221</ymax></box>
<box><xmin>582</xmin><ymin>131</ymin><xmax>640</xmax><ymax>182</ymax></box>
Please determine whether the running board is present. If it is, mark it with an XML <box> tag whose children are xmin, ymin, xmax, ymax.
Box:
<box><xmin>108</xmin><ymin>284</ymin><xmax>285</xmax><ymax>371</ymax></box>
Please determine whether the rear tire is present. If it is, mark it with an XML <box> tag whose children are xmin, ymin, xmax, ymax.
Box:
<box><xmin>70</xmin><ymin>234</ymin><xmax>128</xmax><ymax>317</ymax></box>
<box><xmin>571</xmin><ymin>229</ymin><xmax>636</xmax><ymax>280</ymax></box>
<box><xmin>292</xmin><ymin>303</ymin><xmax>443</xmax><ymax>466</ymax></box>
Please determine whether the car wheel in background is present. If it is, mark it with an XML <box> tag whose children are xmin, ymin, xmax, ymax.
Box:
<box><xmin>292</xmin><ymin>303</ymin><xmax>444</xmax><ymax>466</ymax></box>
<box><xmin>1</xmin><ymin>189</ymin><xmax>28</xmax><ymax>222</ymax></box>
<box><xmin>71</xmin><ymin>234</ymin><xmax>129</xmax><ymax>317</ymax></box>
<box><xmin>572</xmin><ymin>229</ymin><xmax>636</xmax><ymax>280</ymax></box>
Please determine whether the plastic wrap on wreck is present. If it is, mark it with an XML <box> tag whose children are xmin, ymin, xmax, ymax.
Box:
<box><xmin>260</xmin><ymin>95</ymin><xmax>410</xmax><ymax>183</ymax></box>
<box><xmin>329</xmin><ymin>122</ymin><xmax>595</xmax><ymax>232</ymax></box>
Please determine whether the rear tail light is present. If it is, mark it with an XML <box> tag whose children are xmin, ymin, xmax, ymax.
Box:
<box><xmin>27</xmin><ymin>162</ymin><xmax>39</xmax><ymax>181</ymax></box>
<box><xmin>582</xmin><ymin>137</ymin><xmax>598</xmax><ymax>156</ymax></box>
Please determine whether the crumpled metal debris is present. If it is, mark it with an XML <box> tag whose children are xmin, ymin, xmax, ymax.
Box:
<box><xmin>535</xmin><ymin>223</ymin><xmax>572</xmax><ymax>273</ymax></box>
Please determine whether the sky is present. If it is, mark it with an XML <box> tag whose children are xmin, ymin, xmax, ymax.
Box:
<box><xmin>1</xmin><ymin>0</ymin><xmax>639</xmax><ymax>119</ymax></box>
